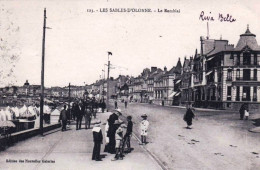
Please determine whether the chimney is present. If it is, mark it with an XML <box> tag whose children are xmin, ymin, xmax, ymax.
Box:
<box><xmin>164</xmin><ymin>66</ymin><xmax>167</xmax><ymax>72</ymax></box>
<box><xmin>151</xmin><ymin>67</ymin><xmax>157</xmax><ymax>73</ymax></box>
<box><xmin>200</xmin><ymin>36</ymin><xmax>204</xmax><ymax>56</ymax></box>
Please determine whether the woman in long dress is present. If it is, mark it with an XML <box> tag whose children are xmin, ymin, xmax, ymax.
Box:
<box><xmin>183</xmin><ymin>105</ymin><xmax>195</xmax><ymax>129</ymax></box>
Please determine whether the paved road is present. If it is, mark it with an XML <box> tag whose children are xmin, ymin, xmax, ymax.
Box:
<box><xmin>0</xmin><ymin>112</ymin><xmax>162</xmax><ymax>170</ymax></box>
<box><xmin>116</xmin><ymin>102</ymin><xmax>260</xmax><ymax>170</ymax></box>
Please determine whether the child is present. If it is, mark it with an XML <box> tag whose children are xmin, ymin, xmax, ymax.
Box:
<box><xmin>92</xmin><ymin>120</ymin><xmax>103</xmax><ymax>161</ymax></box>
<box><xmin>245</xmin><ymin>109</ymin><xmax>249</xmax><ymax>120</ymax></box>
<box><xmin>140</xmin><ymin>114</ymin><xmax>149</xmax><ymax>145</ymax></box>
<box><xmin>112</xmin><ymin>120</ymin><xmax>124</xmax><ymax>161</ymax></box>
<box><xmin>104</xmin><ymin>119</ymin><xmax>110</xmax><ymax>152</ymax></box>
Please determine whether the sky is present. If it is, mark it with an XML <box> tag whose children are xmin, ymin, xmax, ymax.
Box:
<box><xmin>0</xmin><ymin>0</ymin><xmax>260</xmax><ymax>87</ymax></box>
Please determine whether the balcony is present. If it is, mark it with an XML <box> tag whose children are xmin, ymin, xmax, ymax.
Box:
<box><xmin>226</xmin><ymin>77</ymin><xmax>232</xmax><ymax>81</ymax></box>
<box><xmin>235</xmin><ymin>62</ymin><xmax>260</xmax><ymax>67</ymax></box>
<box><xmin>235</xmin><ymin>77</ymin><xmax>257</xmax><ymax>81</ymax></box>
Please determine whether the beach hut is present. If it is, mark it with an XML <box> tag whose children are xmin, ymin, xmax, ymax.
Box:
<box><xmin>4</xmin><ymin>108</ymin><xmax>12</xmax><ymax>120</ymax></box>
<box><xmin>43</xmin><ymin>105</ymin><xmax>51</xmax><ymax>114</ymax></box>
<box><xmin>19</xmin><ymin>105</ymin><xmax>27</xmax><ymax>117</ymax></box>
<box><xmin>0</xmin><ymin>109</ymin><xmax>7</xmax><ymax>121</ymax></box>
<box><xmin>50</xmin><ymin>109</ymin><xmax>61</xmax><ymax>124</ymax></box>
<box><xmin>11</xmin><ymin>107</ymin><xmax>20</xmax><ymax>118</ymax></box>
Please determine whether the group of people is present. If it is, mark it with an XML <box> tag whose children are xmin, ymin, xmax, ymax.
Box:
<box><xmin>114</xmin><ymin>98</ymin><xmax>129</xmax><ymax>109</ymax></box>
<box><xmin>92</xmin><ymin>109</ymin><xmax>150</xmax><ymax>161</ymax></box>
<box><xmin>59</xmin><ymin>97</ymin><xmax>106</xmax><ymax>131</ymax></box>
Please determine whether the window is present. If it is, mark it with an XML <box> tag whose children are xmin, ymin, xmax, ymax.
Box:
<box><xmin>236</xmin><ymin>69</ymin><xmax>240</xmax><ymax>80</ymax></box>
<box><xmin>254</xmin><ymin>54</ymin><xmax>257</xmax><ymax>65</ymax></box>
<box><xmin>243</xmin><ymin>69</ymin><xmax>250</xmax><ymax>81</ymax></box>
<box><xmin>243</xmin><ymin>52</ymin><xmax>251</xmax><ymax>65</ymax></box>
<box><xmin>253</xmin><ymin>87</ymin><xmax>257</xmax><ymax>101</ymax></box>
<box><xmin>227</xmin><ymin>86</ymin><xmax>232</xmax><ymax>96</ymax></box>
<box><xmin>237</xmin><ymin>55</ymin><xmax>240</xmax><ymax>65</ymax></box>
<box><xmin>236</xmin><ymin>86</ymin><xmax>240</xmax><ymax>101</ymax></box>
<box><xmin>242</xmin><ymin>86</ymin><xmax>250</xmax><ymax>101</ymax></box>
<box><xmin>227</xmin><ymin>86</ymin><xmax>232</xmax><ymax>101</ymax></box>
<box><xmin>254</xmin><ymin>69</ymin><xmax>257</xmax><ymax>80</ymax></box>
<box><xmin>227</xmin><ymin>69</ymin><xmax>232</xmax><ymax>81</ymax></box>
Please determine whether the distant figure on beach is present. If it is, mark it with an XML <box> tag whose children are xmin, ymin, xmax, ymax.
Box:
<box><xmin>183</xmin><ymin>105</ymin><xmax>195</xmax><ymax>129</ymax></box>
<box><xmin>140</xmin><ymin>114</ymin><xmax>149</xmax><ymax>145</ymax></box>
<box><xmin>92</xmin><ymin>120</ymin><xmax>103</xmax><ymax>161</ymax></box>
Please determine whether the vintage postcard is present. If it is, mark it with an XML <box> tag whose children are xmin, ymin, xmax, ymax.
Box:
<box><xmin>0</xmin><ymin>0</ymin><xmax>260</xmax><ymax>169</ymax></box>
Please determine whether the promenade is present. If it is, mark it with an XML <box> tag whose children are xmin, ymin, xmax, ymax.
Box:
<box><xmin>0</xmin><ymin>112</ymin><xmax>162</xmax><ymax>170</ymax></box>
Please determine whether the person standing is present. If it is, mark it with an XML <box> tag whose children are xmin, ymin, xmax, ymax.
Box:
<box><xmin>101</xmin><ymin>100</ymin><xmax>106</xmax><ymax>113</ymax></box>
<box><xmin>106</xmin><ymin>111</ymin><xmax>121</xmax><ymax>153</ymax></box>
<box><xmin>112</xmin><ymin>120</ymin><xmax>124</xmax><ymax>161</ymax></box>
<box><xmin>104</xmin><ymin>119</ymin><xmax>110</xmax><ymax>152</ymax></box>
<box><xmin>183</xmin><ymin>105</ymin><xmax>195</xmax><ymax>129</ymax></box>
<box><xmin>114</xmin><ymin>100</ymin><xmax>118</xmax><ymax>109</ymax></box>
<box><xmin>76</xmin><ymin>103</ymin><xmax>83</xmax><ymax>130</ymax></box>
<box><xmin>140</xmin><ymin>114</ymin><xmax>149</xmax><ymax>145</ymax></box>
<box><xmin>85</xmin><ymin>108</ymin><xmax>92</xmax><ymax>129</ymax></box>
<box><xmin>123</xmin><ymin>116</ymin><xmax>133</xmax><ymax>152</ymax></box>
<box><xmin>239</xmin><ymin>103</ymin><xmax>246</xmax><ymax>120</ymax></box>
<box><xmin>124</xmin><ymin>98</ymin><xmax>128</xmax><ymax>109</ymax></box>
<box><xmin>59</xmin><ymin>105</ymin><xmax>68</xmax><ymax>132</ymax></box>
<box><xmin>92</xmin><ymin>120</ymin><xmax>103</xmax><ymax>161</ymax></box>
<box><xmin>71</xmin><ymin>103</ymin><xmax>76</xmax><ymax>120</ymax></box>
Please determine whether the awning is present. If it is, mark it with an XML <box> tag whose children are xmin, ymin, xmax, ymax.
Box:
<box><xmin>175</xmin><ymin>80</ymin><xmax>181</xmax><ymax>84</ymax></box>
<box><xmin>206</xmin><ymin>71</ymin><xmax>213</xmax><ymax>76</ymax></box>
<box><xmin>175</xmin><ymin>92</ymin><xmax>181</xmax><ymax>96</ymax></box>
<box><xmin>207</xmin><ymin>56</ymin><xmax>215</xmax><ymax>61</ymax></box>
<box><xmin>168</xmin><ymin>91</ymin><xmax>177</xmax><ymax>98</ymax></box>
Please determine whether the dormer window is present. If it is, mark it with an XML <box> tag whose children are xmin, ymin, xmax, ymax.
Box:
<box><xmin>243</xmin><ymin>52</ymin><xmax>251</xmax><ymax>65</ymax></box>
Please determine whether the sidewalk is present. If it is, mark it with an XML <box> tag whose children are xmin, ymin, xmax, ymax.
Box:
<box><xmin>0</xmin><ymin>112</ymin><xmax>162</xmax><ymax>170</ymax></box>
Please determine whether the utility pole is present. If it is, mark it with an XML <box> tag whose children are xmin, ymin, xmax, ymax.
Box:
<box><xmin>40</xmin><ymin>8</ymin><xmax>46</xmax><ymax>135</ymax></box>
<box><xmin>102</xmin><ymin>69</ymin><xmax>105</xmax><ymax>102</ymax></box>
<box><xmin>106</xmin><ymin>52</ymin><xmax>112</xmax><ymax>111</ymax></box>
<box><xmin>68</xmin><ymin>83</ymin><xmax>71</xmax><ymax>120</ymax></box>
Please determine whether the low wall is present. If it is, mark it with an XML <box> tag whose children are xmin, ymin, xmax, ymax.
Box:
<box><xmin>0</xmin><ymin>123</ymin><xmax>61</xmax><ymax>151</ymax></box>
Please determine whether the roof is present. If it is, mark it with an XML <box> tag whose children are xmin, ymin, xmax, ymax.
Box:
<box><xmin>235</xmin><ymin>25</ymin><xmax>260</xmax><ymax>51</ymax></box>
<box><xmin>148</xmin><ymin>68</ymin><xmax>163</xmax><ymax>79</ymax></box>
<box><xmin>166</xmin><ymin>66</ymin><xmax>176</xmax><ymax>75</ymax></box>
<box><xmin>174</xmin><ymin>59</ymin><xmax>182</xmax><ymax>74</ymax></box>
<box><xmin>207</xmin><ymin>40</ymin><xmax>229</xmax><ymax>56</ymax></box>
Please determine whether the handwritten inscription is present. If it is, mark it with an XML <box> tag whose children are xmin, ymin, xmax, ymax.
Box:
<box><xmin>199</xmin><ymin>11</ymin><xmax>236</xmax><ymax>23</ymax></box>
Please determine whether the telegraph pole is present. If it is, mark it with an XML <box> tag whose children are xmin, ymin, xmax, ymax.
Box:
<box><xmin>106</xmin><ymin>53</ymin><xmax>111</xmax><ymax>111</ymax></box>
<box><xmin>68</xmin><ymin>83</ymin><xmax>71</xmax><ymax>120</ymax></box>
<box><xmin>40</xmin><ymin>8</ymin><xmax>46</xmax><ymax>135</ymax></box>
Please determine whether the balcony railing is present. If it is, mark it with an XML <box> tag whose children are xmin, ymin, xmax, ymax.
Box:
<box><xmin>236</xmin><ymin>77</ymin><xmax>257</xmax><ymax>81</ymax></box>
<box><xmin>226</xmin><ymin>77</ymin><xmax>232</xmax><ymax>81</ymax></box>
<box><xmin>235</xmin><ymin>62</ymin><xmax>260</xmax><ymax>66</ymax></box>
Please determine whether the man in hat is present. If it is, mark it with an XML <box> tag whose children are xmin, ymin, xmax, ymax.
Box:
<box><xmin>106</xmin><ymin>110</ymin><xmax>121</xmax><ymax>153</ymax></box>
<box><xmin>112</xmin><ymin>120</ymin><xmax>124</xmax><ymax>161</ymax></box>
<box><xmin>92</xmin><ymin>120</ymin><xmax>103</xmax><ymax>161</ymax></box>
<box><xmin>59</xmin><ymin>105</ymin><xmax>68</xmax><ymax>132</ymax></box>
<box><xmin>140</xmin><ymin>114</ymin><xmax>149</xmax><ymax>145</ymax></box>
